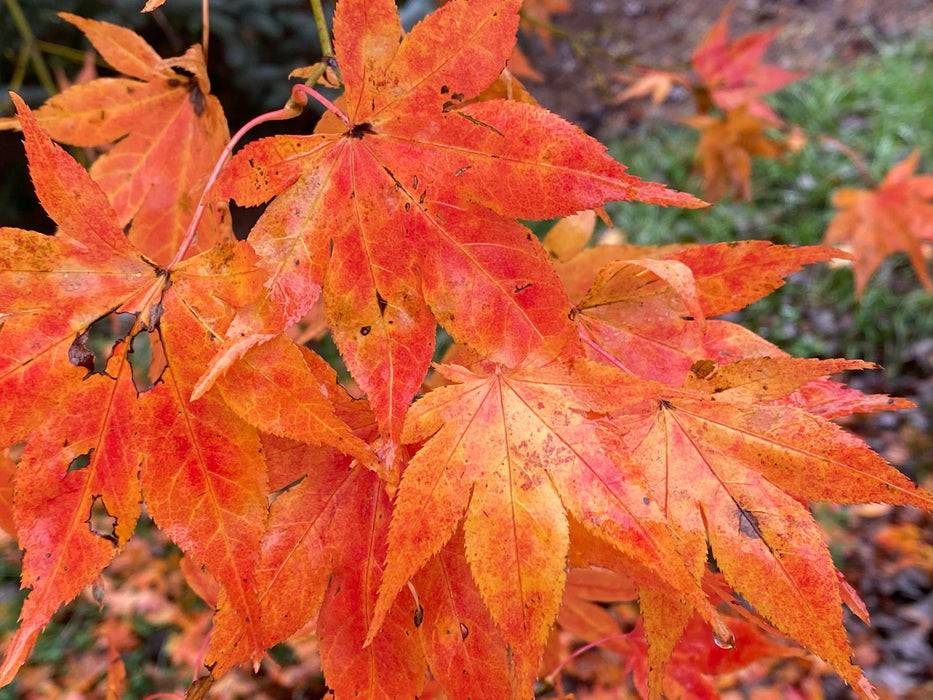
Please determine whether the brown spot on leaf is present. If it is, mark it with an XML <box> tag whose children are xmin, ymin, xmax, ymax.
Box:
<box><xmin>187</xmin><ymin>82</ymin><xmax>206</xmax><ymax>116</ymax></box>
<box><xmin>737</xmin><ymin>507</ymin><xmax>761</xmax><ymax>539</ymax></box>
<box><xmin>348</xmin><ymin>122</ymin><xmax>376</xmax><ymax>139</ymax></box>
<box><xmin>68</xmin><ymin>332</ymin><xmax>95</xmax><ymax>373</ymax></box>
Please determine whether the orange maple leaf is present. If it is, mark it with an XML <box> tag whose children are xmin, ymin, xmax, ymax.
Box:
<box><xmin>0</xmin><ymin>14</ymin><xmax>231</xmax><ymax>265</ymax></box>
<box><xmin>372</xmin><ymin>357</ymin><xmax>723</xmax><ymax>695</ymax></box>
<box><xmin>205</xmin><ymin>391</ymin><xmax>428</xmax><ymax>694</ymax></box>
<box><xmin>604</xmin><ymin>357</ymin><xmax>932</xmax><ymax>697</ymax></box>
<box><xmin>520</xmin><ymin>0</ymin><xmax>573</xmax><ymax>50</ymax></box>
<box><xmin>0</xmin><ymin>95</ymin><xmax>364</xmax><ymax>683</ymax></box>
<box><xmin>209</xmin><ymin>0</ymin><xmax>703</xmax><ymax>457</ymax></box>
<box><xmin>823</xmin><ymin>150</ymin><xmax>933</xmax><ymax>297</ymax></box>
<box><xmin>692</xmin><ymin>3</ymin><xmax>804</xmax><ymax>124</ymax></box>
<box><xmin>556</xmin><ymin>570</ymin><xmax>800</xmax><ymax>700</ymax></box>
<box><xmin>686</xmin><ymin>106</ymin><xmax>786</xmax><ymax>201</ymax></box>
<box><xmin>613</xmin><ymin>68</ymin><xmax>687</xmax><ymax>106</ymax></box>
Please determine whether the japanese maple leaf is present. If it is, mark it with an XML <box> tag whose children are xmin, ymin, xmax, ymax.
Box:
<box><xmin>692</xmin><ymin>4</ymin><xmax>804</xmax><ymax>124</ymax></box>
<box><xmin>0</xmin><ymin>95</ymin><xmax>363</xmax><ymax>683</ymax></box>
<box><xmin>564</xmin><ymin>240</ymin><xmax>850</xmax><ymax>386</ymax></box>
<box><xmin>613</xmin><ymin>68</ymin><xmax>687</xmax><ymax>106</ymax></box>
<box><xmin>204</xmin><ymin>396</ymin><xmax>427</xmax><ymax>695</ymax></box>
<box><xmin>371</xmin><ymin>357</ymin><xmax>721</xmax><ymax>697</ymax></box>
<box><xmin>607</xmin><ymin>357</ymin><xmax>933</xmax><ymax>699</ymax></box>
<box><xmin>823</xmin><ymin>150</ymin><xmax>933</xmax><ymax>297</ymax></box>
<box><xmin>210</xmin><ymin>0</ymin><xmax>703</xmax><ymax>455</ymax></box>
<box><xmin>686</xmin><ymin>106</ymin><xmax>786</xmax><ymax>201</ymax></box>
<box><xmin>0</xmin><ymin>14</ymin><xmax>231</xmax><ymax>265</ymax></box>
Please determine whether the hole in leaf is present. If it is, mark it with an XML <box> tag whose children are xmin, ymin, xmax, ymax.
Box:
<box><xmin>70</xmin><ymin>313</ymin><xmax>138</xmax><ymax>375</ymax></box>
<box><xmin>128</xmin><ymin>330</ymin><xmax>168</xmax><ymax>394</ymax></box>
<box><xmin>86</xmin><ymin>495</ymin><xmax>118</xmax><ymax>544</ymax></box>
<box><xmin>67</xmin><ymin>449</ymin><xmax>95</xmax><ymax>473</ymax></box>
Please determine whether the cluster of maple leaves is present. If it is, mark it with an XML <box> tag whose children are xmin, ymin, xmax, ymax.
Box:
<box><xmin>616</xmin><ymin>5</ymin><xmax>933</xmax><ymax>298</ymax></box>
<box><xmin>1</xmin><ymin>1</ymin><xmax>933</xmax><ymax>698</ymax></box>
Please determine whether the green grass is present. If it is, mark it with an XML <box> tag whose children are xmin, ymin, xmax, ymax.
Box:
<box><xmin>604</xmin><ymin>37</ymin><xmax>933</xmax><ymax>371</ymax></box>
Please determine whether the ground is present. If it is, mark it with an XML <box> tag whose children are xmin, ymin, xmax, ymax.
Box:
<box><xmin>522</xmin><ymin>0</ymin><xmax>933</xmax><ymax>141</ymax></box>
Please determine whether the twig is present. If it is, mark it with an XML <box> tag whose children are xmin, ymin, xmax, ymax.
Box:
<box><xmin>819</xmin><ymin>134</ymin><xmax>877</xmax><ymax>187</ymax></box>
<box><xmin>5</xmin><ymin>0</ymin><xmax>58</xmax><ymax>97</ymax></box>
<box><xmin>309</xmin><ymin>0</ymin><xmax>335</xmax><ymax>59</ymax></box>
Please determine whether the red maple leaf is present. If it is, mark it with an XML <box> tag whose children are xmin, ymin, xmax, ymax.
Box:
<box><xmin>692</xmin><ymin>4</ymin><xmax>804</xmax><ymax>124</ymax></box>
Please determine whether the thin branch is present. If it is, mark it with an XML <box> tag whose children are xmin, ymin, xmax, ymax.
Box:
<box><xmin>819</xmin><ymin>134</ymin><xmax>877</xmax><ymax>187</ymax></box>
<box><xmin>5</xmin><ymin>0</ymin><xmax>58</xmax><ymax>97</ymax></box>
<box><xmin>309</xmin><ymin>0</ymin><xmax>334</xmax><ymax>58</ymax></box>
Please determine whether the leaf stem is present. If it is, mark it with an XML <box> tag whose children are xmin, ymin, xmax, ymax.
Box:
<box><xmin>309</xmin><ymin>0</ymin><xmax>335</xmax><ymax>60</ymax></box>
<box><xmin>544</xmin><ymin>632</ymin><xmax>631</xmax><ymax>683</ymax></box>
<box><xmin>167</xmin><ymin>85</ymin><xmax>309</xmax><ymax>268</ymax></box>
<box><xmin>292</xmin><ymin>83</ymin><xmax>351</xmax><ymax>127</ymax></box>
<box><xmin>4</xmin><ymin>0</ymin><xmax>58</xmax><ymax>98</ymax></box>
<box><xmin>201</xmin><ymin>0</ymin><xmax>210</xmax><ymax>59</ymax></box>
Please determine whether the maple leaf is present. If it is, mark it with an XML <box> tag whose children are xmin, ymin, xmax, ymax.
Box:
<box><xmin>204</xmin><ymin>397</ymin><xmax>427</xmax><ymax>694</ymax></box>
<box><xmin>0</xmin><ymin>95</ymin><xmax>156</xmax><ymax>680</ymax></box>
<box><xmin>372</xmin><ymin>357</ymin><xmax>723</xmax><ymax>696</ymax></box>
<box><xmin>823</xmin><ymin>150</ymin><xmax>933</xmax><ymax>297</ymax></box>
<box><xmin>562</xmin><ymin>239</ymin><xmax>850</xmax><ymax>385</ymax></box>
<box><xmin>0</xmin><ymin>95</ymin><xmax>360</xmax><ymax>683</ymax></box>
<box><xmin>209</xmin><ymin>0</ymin><xmax>704</xmax><ymax>456</ymax></box>
<box><xmin>665</xmin><ymin>240</ymin><xmax>853</xmax><ymax>317</ymax></box>
<box><xmin>686</xmin><ymin>106</ymin><xmax>787</xmax><ymax>201</ymax></box>
<box><xmin>613</xmin><ymin>68</ymin><xmax>687</xmax><ymax>106</ymax></box>
<box><xmin>413</xmin><ymin>528</ymin><xmax>513</xmax><ymax>699</ymax></box>
<box><xmin>0</xmin><ymin>14</ymin><xmax>231</xmax><ymax>265</ymax></box>
<box><xmin>519</xmin><ymin>0</ymin><xmax>573</xmax><ymax>50</ymax></box>
<box><xmin>556</xmin><ymin>569</ymin><xmax>800</xmax><ymax>700</ymax></box>
<box><xmin>692</xmin><ymin>3</ymin><xmax>804</xmax><ymax>124</ymax></box>
<box><xmin>605</xmin><ymin>357</ymin><xmax>933</xmax><ymax>698</ymax></box>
